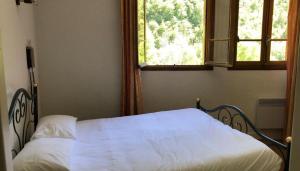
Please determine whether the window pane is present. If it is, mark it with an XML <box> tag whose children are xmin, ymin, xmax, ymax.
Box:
<box><xmin>270</xmin><ymin>41</ymin><xmax>286</xmax><ymax>61</ymax></box>
<box><xmin>142</xmin><ymin>0</ymin><xmax>205</xmax><ymax>65</ymax></box>
<box><xmin>138</xmin><ymin>0</ymin><xmax>146</xmax><ymax>64</ymax></box>
<box><xmin>238</xmin><ymin>0</ymin><xmax>264</xmax><ymax>39</ymax></box>
<box><xmin>237</xmin><ymin>42</ymin><xmax>261</xmax><ymax>61</ymax></box>
<box><xmin>272</xmin><ymin>0</ymin><xmax>289</xmax><ymax>39</ymax></box>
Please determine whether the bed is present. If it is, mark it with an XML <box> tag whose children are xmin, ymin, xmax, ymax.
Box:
<box><xmin>8</xmin><ymin>87</ymin><xmax>291</xmax><ymax>171</ymax></box>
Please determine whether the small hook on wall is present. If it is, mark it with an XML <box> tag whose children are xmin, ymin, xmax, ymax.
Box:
<box><xmin>26</xmin><ymin>40</ymin><xmax>32</xmax><ymax>47</ymax></box>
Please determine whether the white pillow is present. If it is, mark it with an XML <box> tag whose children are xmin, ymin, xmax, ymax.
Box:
<box><xmin>31</xmin><ymin>115</ymin><xmax>77</xmax><ymax>140</ymax></box>
<box><xmin>13</xmin><ymin>138</ymin><xmax>74</xmax><ymax>171</ymax></box>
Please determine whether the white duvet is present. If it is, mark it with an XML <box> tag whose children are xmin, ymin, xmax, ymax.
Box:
<box><xmin>71</xmin><ymin>108</ymin><xmax>282</xmax><ymax>171</ymax></box>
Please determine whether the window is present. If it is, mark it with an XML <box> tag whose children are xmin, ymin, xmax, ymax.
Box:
<box><xmin>137</xmin><ymin>0</ymin><xmax>214</xmax><ymax>70</ymax></box>
<box><xmin>229</xmin><ymin>0</ymin><xmax>289</xmax><ymax>70</ymax></box>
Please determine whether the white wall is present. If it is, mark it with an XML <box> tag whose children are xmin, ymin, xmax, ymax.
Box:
<box><xmin>0</xmin><ymin>0</ymin><xmax>37</xmax><ymax>170</ymax></box>
<box><xmin>0</xmin><ymin>32</ymin><xmax>12</xmax><ymax>171</ymax></box>
<box><xmin>290</xmin><ymin>35</ymin><xmax>300</xmax><ymax>171</ymax></box>
<box><xmin>35</xmin><ymin>0</ymin><xmax>122</xmax><ymax>120</ymax></box>
<box><xmin>142</xmin><ymin>69</ymin><xmax>286</xmax><ymax>122</ymax></box>
<box><xmin>0</xmin><ymin>1</ymin><xmax>37</xmax><ymax>102</ymax></box>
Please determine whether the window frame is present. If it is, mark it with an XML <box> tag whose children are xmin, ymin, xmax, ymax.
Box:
<box><xmin>137</xmin><ymin>0</ymin><xmax>215</xmax><ymax>71</ymax></box>
<box><xmin>228</xmin><ymin>0</ymin><xmax>287</xmax><ymax>70</ymax></box>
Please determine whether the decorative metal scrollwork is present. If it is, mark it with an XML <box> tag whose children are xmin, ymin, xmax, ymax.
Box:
<box><xmin>196</xmin><ymin>98</ymin><xmax>291</xmax><ymax>171</ymax></box>
<box><xmin>197</xmin><ymin>102</ymin><xmax>251</xmax><ymax>134</ymax></box>
<box><xmin>8</xmin><ymin>87</ymin><xmax>38</xmax><ymax>158</ymax></box>
<box><xmin>216</xmin><ymin>108</ymin><xmax>248</xmax><ymax>133</ymax></box>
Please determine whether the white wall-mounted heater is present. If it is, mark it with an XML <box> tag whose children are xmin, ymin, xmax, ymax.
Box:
<box><xmin>256</xmin><ymin>98</ymin><xmax>286</xmax><ymax>129</ymax></box>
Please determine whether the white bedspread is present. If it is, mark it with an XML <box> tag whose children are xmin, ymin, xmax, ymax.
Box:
<box><xmin>71</xmin><ymin>108</ymin><xmax>282</xmax><ymax>171</ymax></box>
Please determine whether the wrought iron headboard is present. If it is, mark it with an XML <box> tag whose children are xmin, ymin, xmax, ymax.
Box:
<box><xmin>196</xmin><ymin>99</ymin><xmax>291</xmax><ymax>171</ymax></box>
<box><xmin>8</xmin><ymin>84</ymin><xmax>38</xmax><ymax>157</ymax></box>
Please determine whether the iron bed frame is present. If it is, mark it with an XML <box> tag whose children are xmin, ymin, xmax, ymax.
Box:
<box><xmin>8</xmin><ymin>85</ymin><xmax>38</xmax><ymax>157</ymax></box>
<box><xmin>8</xmin><ymin>87</ymin><xmax>291</xmax><ymax>170</ymax></box>
<box><xmin>196</xmin><ymin>98</ymin><xmax>292</xmax><ymax>171</ymax></box>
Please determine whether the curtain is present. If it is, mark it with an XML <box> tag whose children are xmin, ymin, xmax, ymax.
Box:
<box><xmin>121</xmin><ymin>0</ymin><xmax>144</xmax><ymax>115</ymax></box>
<box><xmin>285</xmin><ymin>0</ymin><xmax>300</xmax><ymax>137</ymax></box>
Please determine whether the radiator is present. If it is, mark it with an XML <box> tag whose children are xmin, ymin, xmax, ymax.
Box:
<box><xmin>256</xmin><ymin>98</ymin><xmax>286</xmax><ymax>129</ymax></box>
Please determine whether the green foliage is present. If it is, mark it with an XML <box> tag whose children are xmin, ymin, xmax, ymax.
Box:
<box><xmin>237</xmin><ymin>42</ymin><xmax>260</xmax><ymax>61</ymax></box>
<box><xmin>272</xmin><ymin>0</ymin><xmax>289</xmax><ymax>39</ymax></box>
<box><xmin>270</xmin><ymin>42</ymin><xmax>286</xmax><ymax>61</ymax></box>
<box><xmin>138</xmin><ymin>0</ymin><xmax>146</xmax><ymax>64</ymax></box>
<box><xmin>269</xmin><ymin>0</ymin><xmax>289</xmax><ymax>61</ymax></box>
<box><xmin>237</xmin><ymin>0</ymin><xmax>288</xmax><ymax>62</ymax></box>
<box><xmin>238</xmin><ymin>0</ymin><xmax>264</xmax><ymax>39</ymax></box>
<box><xmin>138</xmin><ymin>0</ymin><xmax>205</xmax><ymax>65</ymax></box>
<box><xmin>138</xmin><ymin>0</ymin><xmax>289</xmax><ymax>65</ymax></box>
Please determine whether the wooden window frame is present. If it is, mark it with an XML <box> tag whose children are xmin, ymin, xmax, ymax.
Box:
<box><xmin>137</xmin><ymin>0</ymin><xmax>215</xmax><ymax>71</ymax></box>
<box><xmin>228</xmin><ymin>0</ymin><xmax>287</xmax><ymax>70</ymax></box>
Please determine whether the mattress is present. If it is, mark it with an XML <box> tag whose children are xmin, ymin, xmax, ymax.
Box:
<box><xmin>70</xmin><ymin>108</ymin><xmax>282</xmax><ymax>171</ymax></box>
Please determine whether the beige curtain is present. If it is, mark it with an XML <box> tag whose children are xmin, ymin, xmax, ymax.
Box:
<box><xmin>285</xmin><ymin>0</ymin><xmax>300</xmax><ymax>137</ymax></box>
<box><xmin>121</xmin><ymin>0</ymin><xmax>144</xmax><ymax>115</ymax></box>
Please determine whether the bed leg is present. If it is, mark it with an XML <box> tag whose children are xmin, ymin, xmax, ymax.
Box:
<box><xmin>285</xmin><ymin>137</ymin><xmax>292</xmax><ymax>171</ymax></box>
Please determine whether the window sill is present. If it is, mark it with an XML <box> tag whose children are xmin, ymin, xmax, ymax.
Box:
<box><xmin>228</xmin><ymin>62</ymin><xmax>286</xmax><ymax>70</ymax></box>
<box><xmin>139</xmin><ymin>65</ymin><xmax>213</xmax><ymax>71</ymax></box>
